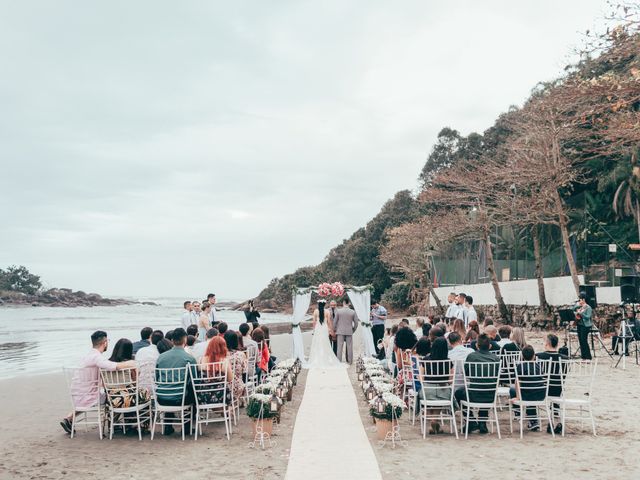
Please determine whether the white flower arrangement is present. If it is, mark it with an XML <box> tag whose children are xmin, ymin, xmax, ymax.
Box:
<box><xmin>362</xmin><ymin>357</ymin><xmax>379</xmax><ymax>365</ymax></box>
<box><xmin>255</xmin><ymin>384</ymin><xmax>275</xmax><ymax>394</ymax></box>
<box><xmin>371</xmin><ymin>381</ymin><xmax>394</xmax><ymax>393</ymax></box>
<box><xmin>250</xmin><ymin>393</ymin><xmax>272</xmax><ymax>403</ymax></box>
<box><xmin>276</xmin><ymin>359</ymin><xmax>295</xmax><ymax>369</ymax></box>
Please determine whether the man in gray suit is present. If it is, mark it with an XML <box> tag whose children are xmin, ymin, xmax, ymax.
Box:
<box><xmin>333</xmin><ymin>298</ymin><xmax>358</xmax><ymax>364</ymax></box>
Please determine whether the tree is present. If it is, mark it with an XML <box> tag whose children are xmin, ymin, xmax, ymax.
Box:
<box><xmin>381</xmin><ymin>214</ymin><xmax>473</xmax><ymax>314</ymax></box>
<box><xmin>0</xmin><ymin>265</ymin><xmax>42</xmax><ymax>295</ymax></box>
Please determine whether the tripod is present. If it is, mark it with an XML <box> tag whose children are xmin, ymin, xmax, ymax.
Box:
<box><xmin>613</xmin><ymin>303</ymin><xmax>640</xmax><ymax>370</ymax></box>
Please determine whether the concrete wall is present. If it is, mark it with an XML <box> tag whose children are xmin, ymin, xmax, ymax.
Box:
<box><xmin>430</xmin><ymin>275</ymin><xmax>619</xmax><ymax>306</ymax></box>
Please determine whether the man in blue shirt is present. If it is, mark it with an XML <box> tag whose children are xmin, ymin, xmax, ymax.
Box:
<box><xmin>371</xmin><ymin>300</ymin><xmax>387</xmax><ymax>356</ymax></box>
<box><xmin>132</xmin><ymin>327</ymin><xmax>153</xmax><ymax>356</ymax></box>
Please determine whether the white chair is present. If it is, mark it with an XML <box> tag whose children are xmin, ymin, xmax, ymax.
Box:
<box><xmin>228</xmin><ymin>354</ymin><xmax>244</xmax><ymax>425</ymax></box>
<box><xmin>399</xmin><ymin>350</ymin><xmax>416</xmax><ymax>412</ymax></box>
<box><xmin>63</xmin><ymin>367</ymin><xmax>104</xmax><ymax>439</ymax></box>
<box><xmin>417</xmin><ymin>359</ymin><xmax>458</xmax><ymax>439</ymax></box>
<box><xmin>189</xmin><ymin>362</ymin><xmax>232</xmax><ymax>441</ymax></box>
<box><xmin>556</xmin><ymin>359</ymin><xmax>598</xmax><ymax>436</ymax></box>
<box><xmin>151</xmin><ymin>366</ymin><xmax>192</xmax><ymax>441</ymax></box>
<box><xmin>496</xmin><ymin>352</ymin><xmax>521</xmax><ymax>409</ymax></box>
<box><xmin>245</xmin><ymin>345</ymin><xmax>259</xmax><ymax>403</ymax></box>
<box><xmin>509</xmin><ymin>359</ymin><xmax>554</xmax><ymax>438</ymax></box>
<box><xmin>101</xmin><ymin>368</ymin><xmax>152</xmax><ymax>441</ymax></box>
<box><xmin>137</xmin><ymin>360</ymin><xmax>157</xmax><ymax>400</ymax></box>
<box><xmin>458</xmin><ymin>361</ymin><xmax>502</xmax><ymax>439</ymax></box>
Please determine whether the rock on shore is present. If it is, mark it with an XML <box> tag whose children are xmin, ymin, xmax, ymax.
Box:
<box><xmin>0</xmin><ymin>288</ymin><xmax>155</xmax><ymax>308</ymax></box>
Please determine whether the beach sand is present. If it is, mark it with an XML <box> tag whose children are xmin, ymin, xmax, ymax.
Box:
<box><xmin>0</xmin><ymin>332</ymin><xmax>312</xmax><ymax>480</ymax></box>
<box><xmin>2</xmin><ymin>327</ymin><xmax>639</xmax><ymax>479</ymax></box>
<box><xmin>351</xmin><ymin>330</ymin><xmax>640</xmax><ymax>480</ymax></box>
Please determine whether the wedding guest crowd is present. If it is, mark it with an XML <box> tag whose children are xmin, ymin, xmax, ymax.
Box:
<box><xmin>388</xmin><ymin>314</ymin><xmax>568</xmax><ymax>436</ymax></box>
<box><xmin>60</xmin><ymin>297</ymin><xmax>276</xmax><ymax>437</ymax></box>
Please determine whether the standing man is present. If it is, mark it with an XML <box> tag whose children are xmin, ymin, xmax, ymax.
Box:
<box><xmin>181</xmin><ymin>301</ymin><xmax>194</xmax><ymax>329</ymax></box>
<box><xmin>191</xmin><ymin>301</ymin><xmax>202</xmax><ymax>326</ymax></box>
<box><xmin>207</xmin><ymin>293</ymin><xmax>218</xmax><ymax>325</ymax></box>
<box><xmin>445</xmin><ymin>292</ymin><xmax>458</xmax><ymax>321</ymax></box>
<box><xmin>573</xmin><ymin>294</ymin><xmax>593</xmax><ymax>360</ymax></box>
<box><xmin>328</xmin><ymin>300</ymin><xmax>339</xmax><ymax>355</ymax></box>
<box><xmin>455</xmin><ymin>293</ymin><xmax>468</xmax><ymax>325</ymax></box>
<box><xmin>334</xmin><ymin>298</ymin><xmax>358</xmax><ymax>364</ymax></box>
<box><xmin>371</xmin><ymin>300</ymin><xmax>387</xmax><ymax>355</ymax></box>
<box><xmin>464</xmin><ymin>295</ymin><xmax>477</xmax><ymax>328</ymax></box>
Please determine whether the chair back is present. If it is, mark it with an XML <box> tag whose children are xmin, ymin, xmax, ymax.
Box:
<box><xmin>64</xmin><ymin>367</ymin><xmax>101</xmax><ymax>410</ymax></box>
<box><xmin>514</xmin><ymin>359</ymin><xmax>551</xmax><ymax>401</ymax></box>
<box><xmin>100</xmin><ymin>367</ymin><xmax>140</xmax><ymax>409</ymax></box>
<box><xmin>417</xmin><ymin>359</ymin><xmax>455</xmax><ymax>400</ymax></box>
<box><xmin>246</xmin><ymin>345</ymin><xmax>258</xmax><ymax>373</ymax></box>
<box><xmin>137</xmin><ymin>360</ymin><xmax>156</xmax><ymax>397</ymax></box>
<box><xmin>154</xmin><ymin>366</ymin><xmax>189</xmax><ymax>406</ymax></box>
<box><xmin>559</xmin><ymin>359</ymin><xmax>597</xmax><ymax>399</ymax></box>
<box><xmin>462</xmin><ymin>361</ymin><xmax>501</xmax><ymax>404</ymax></box>
<box><xmin>498</xmin><ymin>351</ymin><xmax>522</xmax><ymax>385</ymax></box>
<box><xmin>189</xmin><ymin>362</ymin><xmax>228</xmax><ymax>407</ymax></box>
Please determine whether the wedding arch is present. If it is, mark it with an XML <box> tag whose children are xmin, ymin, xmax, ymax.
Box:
<box><xmin>290</xmin><ymin>282</ymin><xmax>377</xmax><ymax>361</ymax></box>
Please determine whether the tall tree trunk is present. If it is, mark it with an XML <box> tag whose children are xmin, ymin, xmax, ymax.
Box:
<box><xmin>553</xmin><ymin>189</ymin><xmax>580</xmax><ymax>295</ymax></box>
<box><xmin>424</xmin><ymin>270</ymin><xmax>445</xmax><ymax>315</ymax></box>
<box><xmin>483</xmin><ymin>225</ymin><xmax>510</xmax><ymax>323</ymax></box>
<box><xmin>532</xmin><ymin>224</ymin><xmax>550</xmax><ymax>314</ymax></box>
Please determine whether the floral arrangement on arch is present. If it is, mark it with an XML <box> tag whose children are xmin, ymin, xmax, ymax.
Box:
<box><xmin>317</xmin><ymin>281</ymin><xmax>345</xmax><ymax>298</ymax></box>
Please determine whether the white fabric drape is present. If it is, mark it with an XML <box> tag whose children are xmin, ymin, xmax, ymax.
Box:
<box><xmin>291</xmin><ymin>291</ymin><xmax>312</xmax><ymax>361</ymax></box>
<box><xmin>347</xmin><ymin>289</ymin><xmax>376</xmax><ymax>357</ymax></box>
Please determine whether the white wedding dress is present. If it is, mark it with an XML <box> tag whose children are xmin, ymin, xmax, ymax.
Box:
<box><xmin>307</xmin><ymin>320</ymin><xmax>344</xmax><ymax>369</ymax></box>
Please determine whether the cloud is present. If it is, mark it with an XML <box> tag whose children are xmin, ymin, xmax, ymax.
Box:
<box><xmin>0</xmin><ymin>0</ymin><xmax>610</xmax><ymax>298</ymax></box>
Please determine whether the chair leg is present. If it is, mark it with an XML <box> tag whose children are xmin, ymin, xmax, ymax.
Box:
<box><xmin>451</xmin><ymin>407</ymin><xmax>459</xmax><ymax>440</ymax></box>
<box><xmin>589</xmin><ymin>406</ymin><xmax>597</xmax><ymax>436</ymax></box>
<box><xmin>97</xmin><ymin>409</ymin><xmax>103</xmax><ymax>440</ymax></box>
<box><xmin>546</xmin><ymin>405</ymin><xmax>555</xmax><ymax>438</ymax></box>
<box><xmin>70</xmin><ymin>412</ymin><xmax>76</xmax><ymax>439</ymax></box>
<box><xmin>561</xmin><ymin>404</ymin><xmax>566</xmax><ymax>437</ymax></box>
<box><xmin>464</xmin><ymin>406</ymin><xmax>470</xmax><ymax>439</ymax></box>
<box><xmin>150</xmin><ymin>410</ymin><xmax>157</xmax><ymax>440</ymax></box>
<box><xmin>109</xmin><ymin>411</ymin><xmax>114</xmax><ymax>440</ymax></box>
<box><xmin>494</xmin><ymin>406</ymin><xmax>501</xmax><ymax>440</ymax></box>
<box><xmin>136</xmin><ymin>410</ymin><xmax>142</xmax><ymax>441</ymax></box>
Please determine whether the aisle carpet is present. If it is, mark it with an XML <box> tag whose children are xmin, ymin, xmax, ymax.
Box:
<box><xmin>285</xmin><ymin>367</ymin><xmax>382</xmax><ymax>480</ymax></box>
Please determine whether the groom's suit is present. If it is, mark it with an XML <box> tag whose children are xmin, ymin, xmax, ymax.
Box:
<box><xmin>334</xmin><ymin>306</ymin><xmax>358</xmax><ymax>364</ymax></box>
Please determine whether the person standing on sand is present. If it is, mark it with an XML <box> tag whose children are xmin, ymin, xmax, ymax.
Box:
<box><xmin>207</xmin><ymin>293</ymin><xmax>218</xmax><ymax>325</ymax></box>
<box><xmin>60</xmin><ymin>330</ymin><xmax>136</xmax><ymax>434</ymax></box>
<box><xmin>181</xmin><ymin>301</ymin><xmax>193</xmax><ymax>329</ymax></box>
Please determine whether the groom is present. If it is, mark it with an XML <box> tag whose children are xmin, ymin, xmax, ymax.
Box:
<box><xmin>333</xmin><ymin>298</ymin><xmax>358</xmax><ymax>364</ymax></box>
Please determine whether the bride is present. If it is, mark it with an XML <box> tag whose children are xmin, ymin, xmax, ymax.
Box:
<box><xmin>307</xmin><ymin>300</ymin><xmax>344</xmax><ymax>368</ymax></box>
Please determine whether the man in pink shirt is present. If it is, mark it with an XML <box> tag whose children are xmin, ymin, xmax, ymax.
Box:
<box><xmin>60</xmin><ymin>330</ymin><xmax>136</xmax><ymax>435</ymax></box>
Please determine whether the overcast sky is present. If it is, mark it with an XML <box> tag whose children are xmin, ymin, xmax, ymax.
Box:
<box><xmin>0</xmin><ymin>0</ymin><xmax>610</xmax><ymax>300</ymax></box>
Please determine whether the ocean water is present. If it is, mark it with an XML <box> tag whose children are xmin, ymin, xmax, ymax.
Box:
<box><xmin>0</xmin><ymin>297</ymin><xmax>290</xmax><ymax>380</ymax></box>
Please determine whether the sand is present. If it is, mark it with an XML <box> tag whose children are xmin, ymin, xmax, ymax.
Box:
<box><xmin>0</xmin><ymin>332</ymin><xmax>312</xmax><ymax>480</ymax></box>
<box><xmin>1</xmin><ymin>327</ymin><xmax>639</xmax><ymax>480</ymax></box>
<box><xmin>350</xmin><ymin>330</ymin><xmax>640</xmax><ymax>480</ymax></box>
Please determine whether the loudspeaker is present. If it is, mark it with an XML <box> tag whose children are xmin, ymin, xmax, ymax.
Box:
<box><xmin>620</xmin><ymin>275</ymin><xmax>640</xmax><ymax>304</ymax></box>
<box><xmin>579</xmin><ymin>284</ymin><xmax>597</xmax><ymax>309</ymax></box>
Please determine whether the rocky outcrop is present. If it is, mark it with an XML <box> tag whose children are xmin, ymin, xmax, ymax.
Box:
<box><xmin>0</xmin><ymin>289</ymin><xmax>156</xmax><ymax>308</ymax></box>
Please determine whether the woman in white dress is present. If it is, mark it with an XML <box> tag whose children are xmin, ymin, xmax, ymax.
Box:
<box><xmin>307</xmin><ymin>300</ymin><xmax>344</xmax><ymax>369</ymax></box>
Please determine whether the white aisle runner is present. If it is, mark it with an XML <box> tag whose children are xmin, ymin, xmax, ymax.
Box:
<box><xmin>285</xmin><ymin>367</ymin><xmax>382</xmax><ymax>480</ymax></box>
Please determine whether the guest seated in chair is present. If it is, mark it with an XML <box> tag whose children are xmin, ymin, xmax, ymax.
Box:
<box><xmin>509</xmin><ymin>345</ymin><xmax>546</xmax><ymax>432</ymax></box>
<box><xmin>536</xmin><ymin>333</ymin><xmax>567</xmax><ymax>434</ymax></box>
<box><xmin>454</xmin><ymin>334</ymin><xmax>499</xmax><ymax>434</ymax></box>
<box><xmin>60</xmin><ymin>330</ymin><xmax>136</xmax><ymax>435</ymax></box>
<box><xmin>156</xmin><ymin>328</ymin><xmax>196</xmax><ymax>435</ymax></box>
